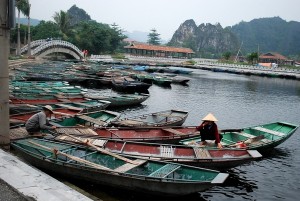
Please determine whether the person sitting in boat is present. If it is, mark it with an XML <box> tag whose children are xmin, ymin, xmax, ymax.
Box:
<box><xmin>25</xmin><ymin>105</ymin><xmax>57</xmax><ymax>134</ymax></box>
<box><xmin>196</xmin><ymin>113</ymin><xmax>223</xmax><ymax>149</ymax></box>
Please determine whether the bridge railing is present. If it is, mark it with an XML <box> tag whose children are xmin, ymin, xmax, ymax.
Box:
<box><xmin>20</xmin><ymin>39</ymin><xmax>47</xmax><ymax>54</ymax></box>
<box><xmin>32</xmin><ymin>40</ymin><xmax>84</xmax><ymax>58</ymax></box>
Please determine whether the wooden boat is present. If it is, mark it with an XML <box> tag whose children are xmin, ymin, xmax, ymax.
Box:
<box><xmin>112</xmin><ymin>76</ymin><xmax>151</xmax><ymax>93</ymax></box>
<box><xmin>10</xmin><ymin>85</ymin><xmax>85</xmax><ymax>95</ymax></box>
<box><xmin>167</xmin><ymin>67</ymin><xmax>193</xmax><ymax>74</ymax></box>
<box><xmin>180</xmin><ymin>122</ymin><xmax>299</xmax><ymax>153</ymax></box>
<box><xmin>11</xmin><ymin>81</ymin><xmax>70</xmax><ymax>87</ymax></box>
<box><xmin>55</xmin><ymin>134</ymin><xmax>262</xmax><ymax>169</ymax></box>
<box><xmin>171</xmin><ymin>75</ymin><xmax>190</xmax><ymax>84</ymax></box>
<box><xmin>50</xmin><ymin>110</ymin><xmax>121</xmax><ymax>127</ymax></box>
<box><xmin>9</xmin><ymin>100</ymin><xmax>111</xmax><ymax>115</ymax></box>
<box><xmin>11</xmin><ymin>138</ymin><xmax>228</xmax><ymax>196</ymax></box>
<box><xmin>152</xmin><ymin>76</ymin><xmax>172</xmax><ymax>87</ymax></box>
<box><xmin>84</xmin><ymin>93</ymin><xmax>150</xmax><ymax>108</ymax></box>
<box><xmin>110</xmin><ymin>109</ymin><xmax>188</xmax><ymax>127</ymax></box>
<box><xmin>10</xmin><ymin>94</ymin><xmax>87</xmax><ymax>105</ymax></box>
<box><xmin>53</xmin><ymin>126</ymin><xmax>200</xmax><ymax>144</ymax></box>
<box><xmin>10</xmin><ymin>108</ymin><xmax>81</xmax><ymax>126</ymax></box>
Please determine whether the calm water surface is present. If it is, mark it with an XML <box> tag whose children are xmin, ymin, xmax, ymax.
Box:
<box><xmin>70</xmin><ymin>68</ymin><xmax>300</xmax><ymax>200</ymax></box>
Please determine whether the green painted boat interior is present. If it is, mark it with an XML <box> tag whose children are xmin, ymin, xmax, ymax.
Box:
<box><xmin>52</xmin><ymin>111</ymin><xmax>117</xmax><ymax>126</ymax></box>
<box><xmin>12</xmin><ymin>139</ymin><xmax>219</xmax><ymax>181</ymax></box>
<box><xmin>180</xmin><ymin>122</ymin><xmax>298</xmax><ymax>146</ymax></box>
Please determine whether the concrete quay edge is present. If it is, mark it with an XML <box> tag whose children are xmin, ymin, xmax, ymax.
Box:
<box><xmin>0</xmin><ymin>148</ymin><xmax>93</xmax><ymax>201</ymax></box>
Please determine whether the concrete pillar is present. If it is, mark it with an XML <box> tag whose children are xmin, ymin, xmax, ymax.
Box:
<box><xmin>0</xmin><ymin>0</ymin><xmax>10</xmax><ymax>149</ymax></box>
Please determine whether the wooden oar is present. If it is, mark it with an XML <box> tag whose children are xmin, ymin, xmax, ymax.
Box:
<box><xmin>63</xmin><ymin>133</ymin><xmax>140</xmax><ymax>165</ymax></box>
<box><xmin>28</xmin><ymin>140</ymin><xmax>111</xmax><ymax>171</ymax></box>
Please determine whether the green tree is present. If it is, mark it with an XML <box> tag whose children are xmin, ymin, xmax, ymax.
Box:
<box><xmin>31</xmin><ymin>21</ymin><xmax>62</xmax><ymax>40</ymax></box>
<box><xmin>53</xmin><ymin>10</ymin><xmax>71</xmax><ymax>40</ymax></box>
<box><xmin>15</xmin><ymin>0</ymin><xmax>30</xmax><ymax>55</ymax></box>
<box><xmin>147</xmin><ymin>29</ymin><xmax>161</xmax><ymax>45</ymax></box>
<box><xmin>110</xmin><ymin>23</ymin><xmax>127</xmax><ymax>53</ymax></box>
<box><xmin>247</xmin><ymin>52</ymin><xmax>258</xmax><ymax>64</ymax></box>
<box><xmin>72</xmin><ymin>21</ymin><xmax>124</xmax><ymax>54</ymax></box>
<box><xmin>222</xmin><ymin>52</ymin><xmax>231</xmax><ymax>60</ymax></box>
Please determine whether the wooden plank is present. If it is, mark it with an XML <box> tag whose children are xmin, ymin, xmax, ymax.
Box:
<box><xmin>193</xmin><ymin>147</ymin><xmax>211</xmax><ymax>159</ymax></box>
<box><xmin>160</xmin><ymin>145</ymin><xmax>174</xmax><ymax>157</ymax></box>
<box><xmin>114</xmin><ymin>159</ymin><xmax>147</xmax><ymax>173</ymax></box>
<box><xmin>162</xmin><ymin>128</ymin><xmax>185</xmax><ymax>135</ymax></box>
<box><xmin>55</xmin><ymin>128</ymin><xmax>98</xmax><ymax>136</ymax></box>
<box><xmin>76</xmin><ymin>115</ymin><xmax>106</xmax><ymax>126</ymax></box>
<box><xmin>253</xmin><ymin>127</ymin><xmax>285</xmax><ymax>137</ymax></box>
<box><xmin>149</xmin><ymin>164</ymin><xmax>181</xmax><ymax>178</ymax></box>
<box><xmin>73</xmin><ymin>102</ymin><xmax>93</xmax><ymax>107</ymax></box>
<box><xmin>55</xmin><ymin>103</ymin><xmax>83</xmax><ymax>111</ymax></box>
<box><xmin>233</xmin><ymin>132</ymin><xmax>256</xmax><ymax>139</ymax></box>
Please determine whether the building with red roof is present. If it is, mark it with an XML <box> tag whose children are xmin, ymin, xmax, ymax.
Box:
<box><xmin>124</xmin><ymin>43</ymin><xmax>194</xmax><ymax>59</ymax></box>
<box><xmin>259</xmin><ymin>52</ymin><xmax>294</xmax><ymax>65</ymax></box>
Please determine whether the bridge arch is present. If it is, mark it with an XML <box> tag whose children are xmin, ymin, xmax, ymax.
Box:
<box><xmin>21</xmin><ymin>39</ymin><xmax>84</xmax><ymax>59</ymax></box>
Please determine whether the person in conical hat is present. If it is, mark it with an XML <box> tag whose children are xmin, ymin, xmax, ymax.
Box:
<box><xmin>196</xmin><ymin>113</ymin><xmax>223</xmax><ymax>149</ymax></box>
<box><xmin>25</xmin><ymin>105</ymin><xmax>56</xmax><ymax>134</ymax></box>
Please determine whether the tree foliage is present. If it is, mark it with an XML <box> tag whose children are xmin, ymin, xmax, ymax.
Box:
<box><xmin>31</xmin><ymin>21</ymin><xmax>62</xmax><ymax>41</ymax></box>
<box><xmin>247</xmin><ymin>52</ymin><xmax>258</xmax><ymax>64</ymax></box>
<box><xmin>53</xmin><ymin>10</ymin><xmax>71</xmax><ymax>39</ymax></box>
<box><xmin>10</xmin><ymin>6</ymin><xmax>127</xmax><ymax>54</ymax></box>
<box><xmin>71</xmin><ymin>21</ymin><xmax>125</xmax><ymax>54</ymax></box>
<box><xmin>222</xmin><ymin>52</ymin><xmax>231</xmax><ymax>60</ymax></box>
<box><xmin>16</xmin><ymin>0</ymin><xmax>30</xmax><ymax>16</ymax></box>
<box><xmin>147</xmin><ymin>29</ymin><xmax>161</xmax><ymax>45</ymax></box>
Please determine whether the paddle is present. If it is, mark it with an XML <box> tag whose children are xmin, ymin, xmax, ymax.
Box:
<box><xmin>28</xmin><ymin>140</ymin><xmax>111</xmax><ymax>171</ymax></box>
<box><xmin>63</xmin><ymin>133</ymin><xmax>140</xmax><ymax>165</ymax></box>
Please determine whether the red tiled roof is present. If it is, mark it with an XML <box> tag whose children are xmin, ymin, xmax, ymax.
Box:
<box><xmin>259</xmin><ymin>52</ymin><xmax>287</xmax><ymax>60</ymax></box>
<box><xmin>124</xmin><ymin>43</ymin><xmax>194</xmax><ymax>54</ymax></box>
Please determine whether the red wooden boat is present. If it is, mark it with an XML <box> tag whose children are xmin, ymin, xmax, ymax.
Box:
<box><xmin>53</xmin><ymin>126</ymin><xmax>200</xmax><ymax>144</ymax></box>
<box><xmin>10</xmin><ymin>108</ymin><xmax>80</xmax><ymax>126</ymax></box>
<box><xmin>55</xmin><ymin>134</ymin><xmax>262</xmax><ymax>169</ymax></box>
<box><xmin>10</xmin><ymin>97</ymin><xmax>87</xmax><ymax>105</ymax></box>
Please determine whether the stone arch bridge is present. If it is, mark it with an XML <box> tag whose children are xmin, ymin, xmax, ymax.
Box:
<box><xmin>20</xmin><ymin>39</ymin><xmax>84</xmax><ymax>59</ymax></box>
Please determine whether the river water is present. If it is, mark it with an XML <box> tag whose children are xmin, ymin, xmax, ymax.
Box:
<box><xmin>66</xmin><ymin>68</ymin><xmax>300</xmax><ymax>200</ymax></box>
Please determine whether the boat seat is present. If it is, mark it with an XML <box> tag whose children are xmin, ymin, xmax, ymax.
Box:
<box><xmin>162</xmin><ymin>128</ymin><xmax>185</xmax><ymax>135</ymax></box>
<box><xmin>114</xmin><ymin>159</ymin><xmax>147</xmax><ymax>173</ymax></box>
<box><xmin>118</xmin><ymin>120</ymin><xmax>145</xmax><ymax>125</ymax></box>
<box><xmin>193</xmin><ymin>147</ymin><xmax>212</xmax><ymax>159</ymax></box>
<box><xmin>91</xmin><ymin>139</ymin><xmax>108</xmax><ymax>147</ymax></box>
<box><xmin>149</xmin><ymin>164</ymin><xmax>181</xmax><ymax>178</ymax></box>
<box><xmin>55</xmin><ymin>127</ymin><xmax>98</xmax><ymax>136</ymax></box>
<box><xmin>233</xmin><ymin>132</ymin><xmax>257</xmax><ymax>139</ymax></box>
<box><xmin>55</xmin><ymin>104</ymin><xmax>83</xmax><ymax>111</ymax></box>
<box><xmin>73</xmin><ymin>102</ymin><xmax>93</xmax><ymax>107</ymax></box>
<box><xmin>57</xmin><ymin>98</ymin><xmax>71</xmax><ymax>102</ymax></box>
<box><xmin>76</xmin><ymin>115</ymin><xmax>107</xmax><ymax>126</ymax></box>
<box><xmin>252</xmin><ymin>127</ymin><xmax>285</xmax><ymax>137</ymax></box>
<box><xmin>160</xmin><ymin>145</ymin><xmax>174</xmax><ymax>157</ymax></box>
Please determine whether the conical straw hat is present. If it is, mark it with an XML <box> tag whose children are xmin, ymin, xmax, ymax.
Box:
<box><xmin>202</xmin><ymin>113</ymin><xmax>218</xmax><ymax>122</ymax></box>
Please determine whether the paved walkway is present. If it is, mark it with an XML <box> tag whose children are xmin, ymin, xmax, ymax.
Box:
<box><xmin>0</xmin><ymin>149</ymin><xmax>93</xmax><ymax>201</ymax></box>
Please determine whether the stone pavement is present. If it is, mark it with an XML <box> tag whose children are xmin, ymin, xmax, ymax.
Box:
<box><xmin>0</xmin><ymin>148</ymin><xmax>93</xmax><ymax>201</ymax></box>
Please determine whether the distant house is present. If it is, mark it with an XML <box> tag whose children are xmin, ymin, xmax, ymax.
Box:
<box><xmin>124</xmin><ymin>43</ymin><xmax>194</xmax><ymax>59</ymax></box>
<box><xmin>259</xmin><ymin>52</ymin><xmax>294</xmax><ymax>66</ymax></box>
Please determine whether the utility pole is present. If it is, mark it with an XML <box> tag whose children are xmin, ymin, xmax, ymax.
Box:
<box><xmin>0</xmin><ymin>0</ymin><xmax>15</xmax><ymax>149</ymax></box>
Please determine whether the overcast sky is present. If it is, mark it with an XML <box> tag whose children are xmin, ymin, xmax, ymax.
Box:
<box><xmin>28</xmin><ymin>0</ymin><xmax>300</xmax><ymax>40</ymax></box>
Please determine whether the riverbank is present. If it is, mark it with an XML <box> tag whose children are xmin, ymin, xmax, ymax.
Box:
<box><xmin>90</xmin><ymin>55</ymin><xmax>300</xmax><ymax>80</ymax></box>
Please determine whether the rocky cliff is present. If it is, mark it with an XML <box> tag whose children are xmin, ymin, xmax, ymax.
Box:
<box><xmin>169</xmin><ymin>19</ymin><xmax>239</xmax><ymax>57</ymax></box>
